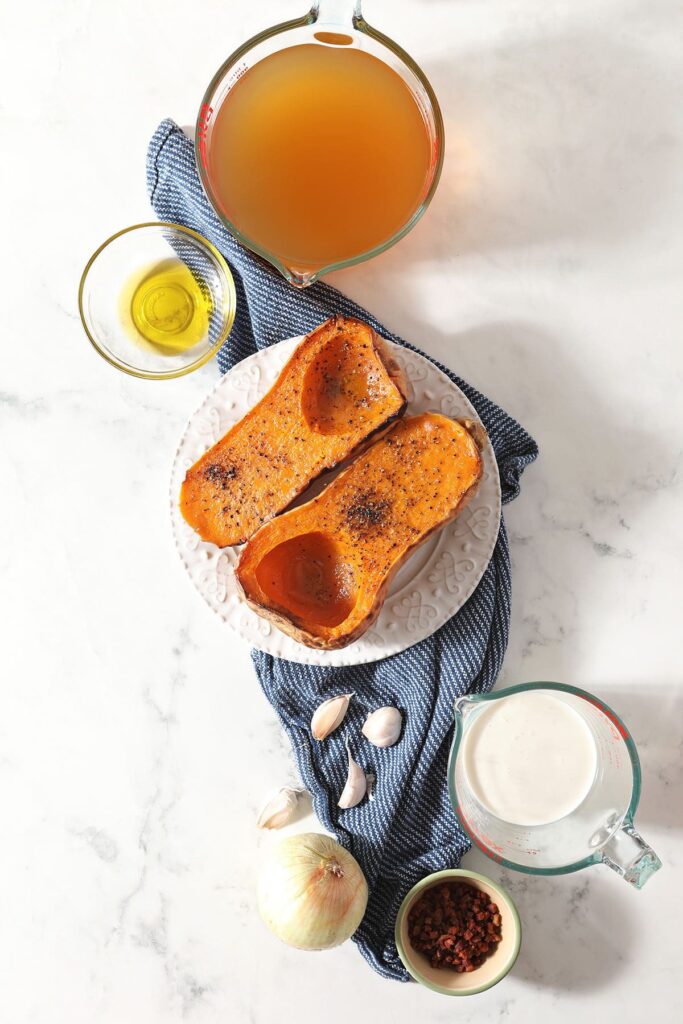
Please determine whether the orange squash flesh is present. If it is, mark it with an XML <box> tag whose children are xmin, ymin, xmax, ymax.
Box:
<box><xmin>236</xmin><ymin>414</ymin><xmax>484</xmax><ymax>649</ymax></box>
<box><xmin>180</xmin><ymin>316</ymin><xmax>407</xmax><ymax>546</ymax></box>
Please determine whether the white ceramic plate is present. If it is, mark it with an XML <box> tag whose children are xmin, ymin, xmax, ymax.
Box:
<box><xmin>170</xmin><ymin>336</ymin><xmax>501</xmax><ymax>666</ymax></box>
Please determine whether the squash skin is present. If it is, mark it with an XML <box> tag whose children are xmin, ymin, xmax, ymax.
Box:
<box><xmin>180</xmin><ymin>317</ymin><xmax>408</xmax><ymax>546</ymax></box>
<box><xmin>236</xmin><ymin>414</ymin><xmax>484</xmax><ymax>650</ymax></box>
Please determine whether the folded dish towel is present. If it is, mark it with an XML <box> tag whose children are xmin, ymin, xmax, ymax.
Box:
<box><xmin>147</xmin><ymin>119</ymin><xmax>538</xmax><ymax>981</ymax></box>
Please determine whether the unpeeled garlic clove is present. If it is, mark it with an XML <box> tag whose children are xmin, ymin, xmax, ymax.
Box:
<box><xmin>338</xmin><ymin>739</ymin><xmax>367</xmax><ymax>809</ymax></box>
<box><xmin>257</xmin><ymin>787</ymin><xmax>302</xmax><ymax>830</ymax></box>
<box><xmin>311</xmin><ymin>692</ymin><xmax>354</xmax><ymax>741</ymax></box>
<box><xmin>361</xmin><ymin>706</ymin><xmax>403</xmax><ymax>748</ymax></box>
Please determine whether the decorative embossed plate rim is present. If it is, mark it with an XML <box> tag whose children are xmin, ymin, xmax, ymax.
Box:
<box><xmin>170</xmin><ymin>336</ymin><xmax>501</xmax><ymax>666</ymax></box>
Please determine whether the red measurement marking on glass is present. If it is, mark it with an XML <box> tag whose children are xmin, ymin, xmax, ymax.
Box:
<box><xmin>581</xmin><ymin>695</ymin><xmax>629</xmax><ymax>739</ymax></box>
<box><xmin>197</xmin><ymin>104</ymin><xmax>214</xmax><ymax>171</ymax></box>
<box><xmin>456</xmin><ymin>805</ymin><xmax>504</xmax><ymax>861</ymax></box>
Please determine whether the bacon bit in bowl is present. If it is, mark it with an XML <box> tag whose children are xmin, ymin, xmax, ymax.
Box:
<box><xmin>395</xmin><ymin>868</ymin><xmax>521</xmax><ymax>996</ymax></box>
<box><xmin>407</xmin><ymin>881</ymin><xmax>503</xmax><ymax>971</ymax></box>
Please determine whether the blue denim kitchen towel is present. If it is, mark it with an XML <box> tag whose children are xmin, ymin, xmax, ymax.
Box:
<box><xmin>148</xmin><ymin>119</ymin><xmax>538</xmax><ymax>981</ymax></box>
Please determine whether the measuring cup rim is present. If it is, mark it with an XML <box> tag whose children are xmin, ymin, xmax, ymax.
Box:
<box><xmin>447</xmin><ymin>681</ymin><xmax>642</xmax><ymax>876</ymax></box>
<box><xmin>193</xmin><ymin>10</ymin><xmax>445</xmax><ymax>287</ymax></box>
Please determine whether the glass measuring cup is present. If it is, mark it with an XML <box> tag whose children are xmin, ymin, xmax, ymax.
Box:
<box><xmin>448</xmin><ymin>682</ymin><xmax>662</xmax><ymax>889</ymax></box>
<box><xmin>196</xmin><ymin>0</ymin><xmax>444</xmax><ymax>287</ymax></box>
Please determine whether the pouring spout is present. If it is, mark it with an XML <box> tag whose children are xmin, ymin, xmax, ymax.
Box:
<box><xmin>284</xmin><ymin>267</ymin><xmax>319</xmax><ymax>289</ymax></box>
<box><xmin>600</xmin><ymin>821</ymin><xmax>662</xmax><ymax>889</ymax></box>
<box><xmin>310</xmin><ymin>1</ymin><xmax>363</xmax><ymax>27</ymax></box>
<box><xmin>453</xmin><ymin>694</ymin><xmax>480</xmax><ymax>721</ymax></box>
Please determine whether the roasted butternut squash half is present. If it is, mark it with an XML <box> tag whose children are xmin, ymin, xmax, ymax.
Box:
<box><xmin>180</xmin><ymin>316</ymin><xmax>407</xmax><ymax>546</ymax></box>
<box><xmin>236</xmin><ymin>413</ymin><xmax>484</xmax><ymax>649</ymax></box>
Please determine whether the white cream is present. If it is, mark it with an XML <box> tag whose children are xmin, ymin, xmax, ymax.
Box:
<box><xmin>462</xmin><ymin>691</ymin><xmax>598</xmax><ymax>827</ymax></box>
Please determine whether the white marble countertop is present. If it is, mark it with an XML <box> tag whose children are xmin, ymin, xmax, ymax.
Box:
<box><xmin>2</xmin><ymin>0</ymin><xmax>682</xmax><ymax>1020</ymax></box>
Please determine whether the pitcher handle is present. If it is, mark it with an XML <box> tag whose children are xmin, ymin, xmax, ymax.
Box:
<box><xmin>600</xmin><ymin>821</ymin><xmax>662</xmax><ymax>889</ymax></box>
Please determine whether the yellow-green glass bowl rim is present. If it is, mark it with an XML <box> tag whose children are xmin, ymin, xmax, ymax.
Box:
<box><xmin>78</xmin><ymin>221</ymin><xmax>237</xmax><ymax>380</ymax></box>
<box><xmin>394</xmin><ymin>868</ymin><xmax>522</xmax><ymax>996</ymax></box>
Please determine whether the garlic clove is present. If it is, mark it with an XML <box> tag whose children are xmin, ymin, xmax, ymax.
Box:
<box><xmin>338</xmin><ymin>739</ymin><xmax>367</xmax><ymax>809</ymax></box>
<box><xmin>361</xmin><ymin>706</ymin><xmax>403</xmax><ymax>748</ymax></box>
<box><xmin>311</xmin><ymin>692</ymin><xmax>354</xmax><ymax>741</ymax></box>
<box><xmin>257</xmin><ymin>787</ymin><xmax>302</xmax><ymax>830</ymax></box>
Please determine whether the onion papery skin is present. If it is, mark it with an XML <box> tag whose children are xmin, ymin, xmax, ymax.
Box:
<box><xmin>257</xmin><ymin>833</ymin><xmax>369</xmax><ymax>950</ymax></box>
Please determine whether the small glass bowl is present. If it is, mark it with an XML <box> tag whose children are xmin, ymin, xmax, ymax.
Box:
<box><xmin>78</xmin><ymin>222</ymin><xmax>236</xmax><ymax>379</ymax></box>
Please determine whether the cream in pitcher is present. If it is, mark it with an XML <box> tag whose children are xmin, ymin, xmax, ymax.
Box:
<box><xmin>461</xmin><ymin>690</ymin><xmax>598</xmax><ymax>827</ymax></box>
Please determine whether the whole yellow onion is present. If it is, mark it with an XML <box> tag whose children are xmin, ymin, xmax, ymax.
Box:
<box><xmin>257</xmin><ymin>832</ymin><xmax>368</xmax><ymax>950</ymax></box>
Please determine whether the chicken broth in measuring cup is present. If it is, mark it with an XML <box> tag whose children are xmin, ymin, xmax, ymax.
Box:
<box><xmin>203</xmin><ymin>42</ymin><xmax>433</xmax><ymax>275</ymax></box>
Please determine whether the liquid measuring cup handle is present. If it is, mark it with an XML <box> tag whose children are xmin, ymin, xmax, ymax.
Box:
<box><xmin>599</xmin><ymin>821</ymin><xmax>662</xmax><ymax>889</ymax></box>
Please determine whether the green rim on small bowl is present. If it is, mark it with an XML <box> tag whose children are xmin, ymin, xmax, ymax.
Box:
<box><xmin>78</xmin><ymin>222</ymin><xmax>236</xmax><ymax>380</ymax></box>
<box><xmin>395</xmin><ymin>868</ymin><xmax>522</xmax><ymax>996</ymax></box>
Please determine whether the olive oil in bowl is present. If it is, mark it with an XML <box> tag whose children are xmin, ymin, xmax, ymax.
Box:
<box><xmin>120</xmin><ymin>258</ymin><xmax>213</xmax><ymax>356</ymax></box>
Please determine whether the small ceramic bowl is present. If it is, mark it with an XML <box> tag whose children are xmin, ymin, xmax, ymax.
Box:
<box><xmin>395</xmin><ymin>868</ymin><xmax>521</xmax><ymax>996</ymax></box>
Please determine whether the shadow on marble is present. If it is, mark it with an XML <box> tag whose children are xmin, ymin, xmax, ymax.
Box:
<box><xmin>594</xmin><ymin>686</ymin><xmax>683</xmax><ymax>833</ymax></box>
<box><xmin>447</xmin><ymin>319</ymin><xmax>674</xmax><ymax>670</ymax></box>
<box><xmin>359</xmin><ymin>13</ymin><xmax>680</xmax><ymax>277</ymax></box>
<box><xmin>499</xmin><ymin>869</ymin><xmax>637</xmax><ymax>992</ymax></box>
<box><xmin>444</xmin><ymin>317</ymin><xmax>678</xmax><ymax>497</ymax></box>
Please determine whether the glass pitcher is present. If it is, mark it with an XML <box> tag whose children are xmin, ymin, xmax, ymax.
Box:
<box><xmin>448</xmin><ymin>682</ymin><xmax>662</xmax><ymax>889</ymax></box>
<box><xmin>196</xmin><ymin>1</ymin><xmax>444</xmax><ymax>287</ymax></box>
